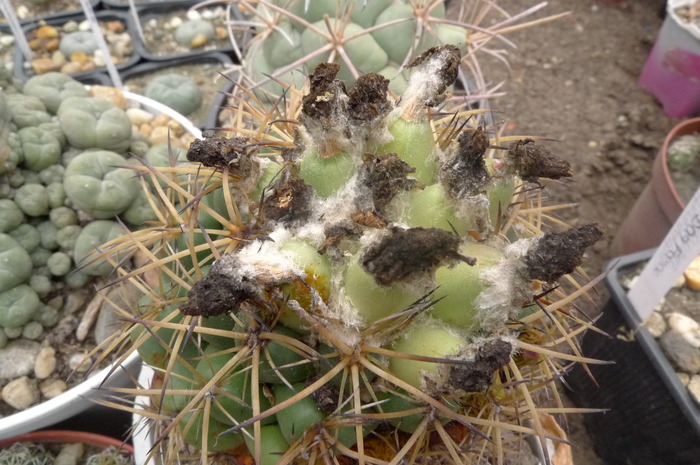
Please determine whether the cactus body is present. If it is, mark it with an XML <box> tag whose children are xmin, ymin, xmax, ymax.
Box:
<box><xmin>105</xmin><ymin>46</ymin><xmax>601</xmax><ymax>464</ymax></box>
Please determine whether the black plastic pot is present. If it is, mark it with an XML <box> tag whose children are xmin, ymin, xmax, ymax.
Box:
<box><xmin>101</xmin><ymin>0</ymin><xmax>194</xmax><ymax>8</ymax></box>
<box><xmin>119</xmin><ymin>51</ymin><xmax>233</xmax><ymax>129</ymax></box>
<box><xmin>125</xmin><ymin>1</ymin><xmax>237</xmax><ymax>62</ymax></box>
<box><xmin>14</xmin><ymin>9</ymin><xmax>141</xmax><ymax>83</ymax></box>
<box><xmin>203</xmin><ymin>76</ymin><xmax>237</xmax><ymax>131</ymax></box>
<box><xmin>0</xmin><ymin>0</ymin><xmax>100</xmax><ymax>31</ymax></box>
<box><xmin>565</xmin><ymin>248</ymin><xmax>700</xmax><ymax>465</ymax></box>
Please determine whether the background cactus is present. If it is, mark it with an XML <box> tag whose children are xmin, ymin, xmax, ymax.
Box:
<box><xmin>225</xmin><ymin>0</ymin><xmax>563</xmax><ymax>111</ymax></box>
<box><xmin>98</xmin><ymin>46</ymin><xmax>602</xmax><ymax>464</ymax></box>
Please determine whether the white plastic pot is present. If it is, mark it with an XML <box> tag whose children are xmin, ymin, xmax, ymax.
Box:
<box><xmin>0</xmin><ymin>90</ymin><xmax>201</xmax><ymax>440</ymax></box>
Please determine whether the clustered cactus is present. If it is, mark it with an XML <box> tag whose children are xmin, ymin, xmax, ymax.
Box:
<box><xmin>99</xmin><ymin>44</ymin><xmax>602</xmax><ymax>464</ymax></box>
<box><xmin>230</xmin><ymin>0</ymin><xmax>561</xmax><ymax>107</ymax></box>
<box><xmin>0</xmin><ymin>69</ymin><xmax>188</xmax><ymax>355</ymax></box>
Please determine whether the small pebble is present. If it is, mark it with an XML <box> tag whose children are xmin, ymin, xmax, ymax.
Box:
<box><xmin>40</xmin><ymin>378</ymin><xmax>68</xmax><ymax>399</ymax></box>
<box><xmin>55</xmin><ymin>443</ymin><xmax>84</xmax><ymax>465</ymax></box>
<box><xmin>0</xmin><ymin>340</ymin><xmax>41</xmax><ymax>378</ymax></box>
<box><xmin>78</xmin><ymin>20</ymin><xmax>91</xmax><ymax>32</ymax></box>
<box><xmin>677</xmin><ymin>371</ymin><xmax>690</xmax><ymax>386</ymax></box>
<box><xmin>89</xmin><ymin>85</ymin><xmax>127</xmax><ymax>109</ymax></box>
<box><xmin>63</xmin><ymin>21</ymin><xmax>79</xmax><ymax>33</ymax></box>
<box><xmin>689</xmin><ymin>375</ymin><xmax>700</xmax><ymax>407</ymax></box>
<box><xmin>191</xmin><ymin>33</ymin><xmax>208</xmax><ymax>48</ymax></box>
<box><xmin>0</xmin><ymin>35</ymin><xmax>14</xmax><ymax>47</ymax></box>
<box><xmin>2</xmin><ymin>376</ymin><xmax>40</xmax><ymax>410</ymax></box>
<box><xmin>127</xmin><ymin>107</ymin><xmax>156</xmax><ymax>125</ymax></box>
<box><xmin>69</xmin><ymin>353</ymin><xmax>92</xmax><ymax>373</ymax></box>
<box><xmin>685</xmin><ymin>255</ymin><xmax>700</xmax><ymax>291</ymax></box>
<box><xmin>659</xmin><ymin>331</ymin><xmax>700</xmax><ymax>374</ymax></box>
<box><xmin>34</xmin><ymin>347</ymin><xmax>57</xmax><ymax>379</ymax></box>
<box><xmin>186</xmin><ymin>9</ymin><xmax>202</xmax><ymax>20</ymax></box>
<box><xmin>645</xmin><ymin>311</ymin><xmax>667</xmax><ymax>338</ymax></box>
<box><xmin>35</xmin><ymin>25</ymin><xmax>58</xmax><ymax>39</ymax></box>
<box><xmin>170</xmin><ymin>16</ymin><xmax>183</xmax><ymax>28</ymax></box>
<box><xmin>667</xmin><ymin>312</ymin><xmax>700</xmax><ymax>348</ymax></box>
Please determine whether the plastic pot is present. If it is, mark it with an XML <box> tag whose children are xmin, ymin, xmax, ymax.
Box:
<box><xmin>609</xmin><ymin>117</ymin><xmax>699</xmax><ymax>256</ymax></box>
<box><xmin>14</xmin><ymin>9</ymin><xmax>141</xmax><ymax>83</ymax></box>
<box><xmin>565</xmin><ymin>248</ymin><xmax>700</xmax><ymax>465</ymax></box>
<box><xmin>0</xmin><ymin>0</ymin><xmax>101</xmax><ymax>30</ymax></box>
<box><xmin>120</xmin><ymin>51</ymin><xmax>233</xmax><ymax>129</ymax></box>
<box><xmin>638</xmin><ymin>0</ymin><xmax>700</xmax><ymax>118</ymax></box>
<box><xmin>101</xmin><ymin>0</ymin><xmax>194</xmax><ymax>8</ymax></box>
<box><xmin>126</xmin><ymin>1</ymin><xmax>237</xmax><ymax>62</ymax></box>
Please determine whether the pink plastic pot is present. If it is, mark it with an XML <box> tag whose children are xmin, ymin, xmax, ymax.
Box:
<box><xmin>610</xmin><ymin>117</ymin><xmax>699</xmax><ymax>256</ymax></box>
<box><xmin>638</xmin><ymin>0</ymin><xmax>700</xmax><ymax>118</ymax></box>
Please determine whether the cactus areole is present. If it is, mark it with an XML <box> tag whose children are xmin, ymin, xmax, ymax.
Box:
<box><xmin>114</xmin><ymin>46</ymin><xmax>602</xmax><ymax>464</ymax></box>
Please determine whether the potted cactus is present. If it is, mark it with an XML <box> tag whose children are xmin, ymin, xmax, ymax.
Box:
<box><xmin>0</xmin><ymin>429</ymin><xmax>133</xmax><ymax>464</ymax></box>
<box><xmin>0</xmin><ymin>68</ymin><xmax>201</xmax><ymax>438</ymax></box>
<box><xmin>96</xmin><ymin>46</ymin><xmax>601</xmax><ymax>464</ymax></box>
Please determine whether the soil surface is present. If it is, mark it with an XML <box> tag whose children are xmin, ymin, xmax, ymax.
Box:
<box><xmin>481</xmin><ymin>1</ymin><xmax>684</xmax><ymax>464</ymax></box>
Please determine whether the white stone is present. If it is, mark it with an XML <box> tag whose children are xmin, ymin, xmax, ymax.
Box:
<box><xmin>78</xmin><ymin>20</ymin><xmax>91</xmax><ymax>32</ymax></box>
<box><xmin>2</xmin><ymin>376</ymin><xmax>39</xmax><ymax>410</ymax></box>
<box><xmin>645</xmin><ymin>311</ymin><xmax>667</xmax><ymax>338</ymax></box>
<box><xmin>63</xmin><ymin>20</ymin><xmax>79</xmax><ymax>33</ymax></box>
<box><xmin>40</xmin><ymin>378</ymin><xmax>68</xmax><ymax>399</ymax></box>
<box><xmin>34</xmin><ymin>346</ymin><xmax>57</xmax><ymax>379</ymax></box>
<box><xmin>0</xmin><ymin>35</ymin><xmax>14</xmax><ymax>47</ymax></box>
<box><xmin>126</xmin><ymin>107</ymin><xmax>155</xmax><ymax>125</ymax></box>
<box><xmin>667</xmin><ymin>312</ymin><xmax>700</xmax><ymax>348</ymax></box>
<box><xmin>69</xmin><ymin>353</ymin><xmax>91</xmax><ymax>373</ymax></box>
<box><xmin>186</xmin><ymin>9</ymin><xmax>202</xmax><ymax>21</ymax></box>
<box><xmin>92</xmin><ymin>49</ymin><xmax>105</xmax><ymax>67</ymax></box>
<box><xmin>16</xmin><ymin>5</ymin><xmax>29</xmax><ymax>19</ymax></box>
<box><xmin>201</xmin><ymin>8</ymin><xmax>215</xmax><ymax>20</ymax></box>
<box><xmin>0</xmin><ymin>340</ymin><xmax>41</xmax><ymax>379</ymax></box>
<box><xmin>169</xmin><ymin>16</ymin><xmax>183</xmax><ymax>28</ymax></box>
<box><xmin>689</xmin><ymin>375</ymin><xmax>700</xmax><ymax>407</ymax></box>
<box><xmin>147</xmin><ymin>18</ymin><xmax>158</xmax><ymax>28</ymax></box>
<box><xmin>56</xmin><ymin>442</ymin><xmax>84</xmax><ymax>464</ymax></box>
<box><xmin>677</xmin><ymin>371</ymin><xmax>690</xmax><ymax>386</ymax></box>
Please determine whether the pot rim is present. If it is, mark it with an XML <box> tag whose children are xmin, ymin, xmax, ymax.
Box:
<box><xmin>0</xmin><ymin>429</ymin><xmax>134</xmax><ymax>453</ymax></box>
<box><xmin>659</xmin><ymin>116</ymin><xmax>700</xmax><ymax>210</ymax></box>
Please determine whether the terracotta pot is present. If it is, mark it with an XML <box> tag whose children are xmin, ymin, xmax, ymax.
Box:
<box><xmin>610</xmin><ymin>117</ymin><xmax>700</xmax><ymax>256</ymax></box>
<box><xmin>0</xmin><ymin>429</ymin><xmax>134</xmax><ymax>453</ymax></box>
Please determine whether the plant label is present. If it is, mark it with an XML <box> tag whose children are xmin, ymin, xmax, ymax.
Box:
<box><xmin>629</xmin><ymin>186</ymin><xmax>700</xmax><ymax>320</ymax></box>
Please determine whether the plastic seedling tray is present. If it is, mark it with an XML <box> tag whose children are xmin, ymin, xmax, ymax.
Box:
<box><xmin>565</xmin><ymin>248</ymin><xmax>700</xmax><ymax>465</ymax></box>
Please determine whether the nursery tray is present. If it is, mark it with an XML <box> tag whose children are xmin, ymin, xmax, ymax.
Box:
<box><xmin>119</xmin><ymin>51</ymin><xmax>234</xmax><ymax>130</ymax></box>
<box><xmin>565</xmin><ymin>248</ymin><xmax>700</xmax><ymax>465</ymax></box>
<box><xmin>0</xmin><ymin>0</ymin><xmax>101</xmax><ymax>31</ymax></box>
<box><xmin>14</xmin><ymin>9</ymin><xmax>141</xmax><ymax>83</ymax></box>
<box><xmin>101</xmin><ymin>0</ymin><xmax>194</xmax><ymax>8</ymax></box>
<box><xmin>126</xmin><ymin>1</ymin><xmax>238</xmax><ymax>62</ymax></box>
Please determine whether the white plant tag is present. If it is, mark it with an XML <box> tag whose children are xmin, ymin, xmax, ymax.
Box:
<box><xmin>628</xmin><ymin>186</ymin><xmax>700</xmax><ymax>321</ymax></box>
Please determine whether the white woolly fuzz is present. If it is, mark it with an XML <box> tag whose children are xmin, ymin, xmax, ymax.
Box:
<box><xmin>476</xmin><ymin>238</ymin><xmax>537</xmax><ymax>332</ymax></box>
<box><xmin>235</xmin><ymin>227</ymin><xmax>302</xmax><ymax>279</ymax></box>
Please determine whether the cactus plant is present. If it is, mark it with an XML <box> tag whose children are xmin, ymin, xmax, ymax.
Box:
<box><xmin>96</xmin><ymin>46</ymin><xmax>603</xmax><ymax>464</ymax></box>
<box><xmin>144</xmin><ymin>74</ymin><xmax>203</xmax><ymax>117</ymax></box>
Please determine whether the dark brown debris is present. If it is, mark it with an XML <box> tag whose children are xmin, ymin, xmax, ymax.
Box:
<box><xmin>351</xmin><ymin>210</ymin><xmax>388</xmax><ymax>229</ymax></box>
<box><xmin>359</xmin><ymin>153</ymin><xmax>422</xmax><ymax>213</ymax></box>
<box><xmin>506</xmin><ymin>139</ymin><xmax>573</xmax><ymax>184</ymax></box>
<box><xmin>524</xmin><ymin>223</ymin><xmax>604</xmax><ymax>283</ymax></box>
<box><xmin>180</xmin><ymin>254</ymin><xmax>257</xmax><ymax>317</ymax></box>
<box><xmin>186</xmin><ymin>136</ymin><xmax>258</xmax><ymax>177</ymax></box>
<box><xmin>441</xmin><ymin>127</ymin><xmax>491</xmax><ymax>198</ymax></box>
<box><xmin>347</xmin><ymin>73</ymin><xmax>391</xmax><ymax>122</ymax></box>
<box><xmin>319</xmin><ymin>221</ymin><xmax>361</xmax><ymax>257</ymax></box>
<box><xmin>301</xmin><ymin>62</ymin><xmax>345</xmax><ymax>121</ymax></box>
<box><xmin>449</xmin><ymin>339</ymin><xmax>512</xmax><ymax>392</ymax></box>
<box><xmin>361</xmin><ymin>227</ymin><xmax>473</xmax><ymax>286</ymax></box>
<box><xmin>261</xmin><ymin>169</ymin><xmax>314</xmax><ymax>226</ymax></box>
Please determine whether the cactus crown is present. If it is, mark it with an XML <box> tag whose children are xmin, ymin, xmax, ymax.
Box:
<box><xmin>96</xmin><ymin>46</ymin><xmax>602</xmax><ymax>464</ymax></box>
